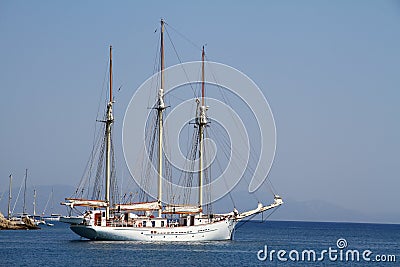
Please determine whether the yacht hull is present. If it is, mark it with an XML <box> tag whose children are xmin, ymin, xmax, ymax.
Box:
<box><xmin>70</xmin><ymin>219</ymin><xmax>236</xmax><ymax>241</ymax></box>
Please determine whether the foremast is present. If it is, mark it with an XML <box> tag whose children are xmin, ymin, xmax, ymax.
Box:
<box><xmin>105</xmin><ymin>45</ymin><xmax>114</xmax><ymax>220</ymax></box>
<box><xmin>197</xmin><ymin>46</ymin><xmax>208</xmax><ymax>215</ymax></box>
<box><xmin>157</xmin><ymin>19</ymin><xmax>166</xmax><ymax>218</ymax></box>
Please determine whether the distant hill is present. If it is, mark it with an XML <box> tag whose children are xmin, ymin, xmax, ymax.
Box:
<box><xmin>1</xmin><ymin>185</ymin><xmax>398</xmax><ymax>224</ymax></box>
<box><xmin>208</xmin><ymin>191</ymin><xmax>400</xmax><ymax>224</ymax></box>
<box><xmin>259</xmin><ymin>197</ymin><xmax>400</xmax><ymax>224</ymax></box>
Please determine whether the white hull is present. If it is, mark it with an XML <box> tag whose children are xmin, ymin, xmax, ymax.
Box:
<box><xmin>44</xmin><ymin>217</ymin><xmax>60</xmax><ymax>222</ymax></box>
<box><xmin>60</xmin><ymin>216</ymin><xmax>84</xmax><ymax>224</ymax></box>
<box><xmin>70</xmin><ymin>219</ymin><xmax>236</xmax><ymax>241</ymax></box>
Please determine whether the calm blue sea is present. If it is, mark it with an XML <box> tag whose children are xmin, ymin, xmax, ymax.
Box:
<box><xmin>1</xmin><ymin>221</ymin><xmax>399</xmax><ymax>266</ymax></box>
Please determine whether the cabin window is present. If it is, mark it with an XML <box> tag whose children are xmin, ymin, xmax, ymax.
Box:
<box><xmin>143</xmin><ymin>221</ymin><xmax>147</xmax><ymax>227</ymax></box>
<box><xmin>161</xmin><ymin>221</ymin><xmax>165</xmax><ymax>227</ymax></box>
<box><xmin>151</xmin><ymin>221</ymin><xmax>155</xmax><ymax>227</ymax></box>
<box><xmin>102</xmin><ymin>212</ymin><xmax>105</xmax><ymax>218</ymax></box>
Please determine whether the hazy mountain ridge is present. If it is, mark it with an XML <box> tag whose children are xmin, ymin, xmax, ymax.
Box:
<box><xmin>1</xmin><ymin>185</ymin><xmax>398</xmax><ymax>224</ymax></box>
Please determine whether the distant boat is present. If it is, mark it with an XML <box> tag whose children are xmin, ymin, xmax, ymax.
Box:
<box><xmin>60</xmin><ymin>215</ymin><xmax>84</xmax><ymax>224</ymax></box>
<box><xmin>7</xmin><ymin>170</ymin><xmax>40</xmax><ymax>229</ymax></box>
<box><xmin>42</xmin><ymin>189</ymin><xmax>62</xmax><ymax>222</ymax></box>
<box><xmin>61</xmin><ymin>20</ymin><xmax>283</xmax><ymax>241</ymax></box>
<box><xmin>43</xmin><ymin>214</ymin><xmax>61</xmax><ymax>222</ymax></box>
<box><xmin>32</xmin><ymin>189</ymin><xmax>46</xmax><ymax>226</ymax></box>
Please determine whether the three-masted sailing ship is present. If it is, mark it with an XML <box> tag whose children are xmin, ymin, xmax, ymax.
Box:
<box><xmin>61</xmin><ymin>20</ymin><xmax>283</xmax><ymax>241</ymax></box>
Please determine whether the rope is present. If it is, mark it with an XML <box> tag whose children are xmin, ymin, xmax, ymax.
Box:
<box><xmin>203</xmin><ymin>60</ymin><xmax>278</xmax><ymax>198</ymax></box>
<box><xmin>11</xmin><ymin>176</ymin><xmax>25</xmax><ymax>215</ymax></box>
<box><xmin>165</xmin><ymin>26</ymin><xmax>197</xmax><ymax>98</ymax></box>
<box><xmin>164</xmin><ymin>21</ymin><xmax>203</xmax><ymax>51</ymax></box>
<box><xmin>235</xmin><ymin>205</ymin><xmax>281</xmax><ymax>231</ymax></box>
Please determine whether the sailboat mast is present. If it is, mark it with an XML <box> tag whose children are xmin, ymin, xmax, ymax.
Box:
<box><xmin>105</xmin><ymin>45</ymin><xmax>114</xmax><ymax>220</ymax></box>
<box><xmin>23</xmin><ymin>168</ymin><xmax>27</xmax><ymax>215</ymax></box>
<box><xmin>198</xmin><ymin>46</ymin><xmax>207</xmax><ymax>214</ymax></box>
<box><xmin>161</xmin><ymin>19</ymin><xmax>165</xmax><ymax>96</ymax></box>
<box><xmin>33</xmin><ymin>189</ymin><xmax>36</xmax><ymax>217</ymax></box>
<box><xmin>157</xmin><ymin>19</ymin><xmax>166</xmax><ymax>218</ymax></box>
<box><xmin>8</xmin><ymin>174</ymin><xmax>12</xmax><ymax>219</ymax></box>
<box><xmin>201</xmin><ymin>46</ymin><xmax>205</xmax><ymax>106</ymax></box>
<box><xmin>109</xmin><ymin>45</ymin><xmax>113</xmax><ymax>106</ymax></box>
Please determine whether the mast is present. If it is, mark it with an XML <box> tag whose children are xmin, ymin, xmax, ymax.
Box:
<box><xmin>198</xmin><ymin>46</ymin><xmax>208</xmax><ymax>214</ymax></box>
<box><xmin>202</xmin><ymin>46</ymin><xmax>205</xmax><ymax>106</ymax></box>
<box><xmin>33</xmin><ymin>189</ymin><xmax>37</xmax><ymax>217</ymax></box>
<box><xmin>8</xmin><ymin>174</ymin><xmax>12</xmax><ymax>219</ymax></box>
<box><xmin>157</xmin><ymin>19</ymin><xmax>166</xmax><ymax>218</ymax></box>
<box><xmin>23</xmin><ymin>168</ymin><xmax>27</xmax><ymax>215</ymax></box>
<box><xmin>105</xmin><ymin>45</ymin><xmax>114</xmax><ymax>220</ymax></box>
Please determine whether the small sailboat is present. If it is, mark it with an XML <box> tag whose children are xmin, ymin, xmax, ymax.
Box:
<box><xmin>42</xmin><ymin>188</ymin><xmax>61</xmax><ymax>224</ymax></box>
<box><xmin>61</xmin><ymin>20</ymin><xmax>283</xmax><ymax>241</ymax></box>
<box><xmin>8</xmin><ymin>170</ymin><xmax>40</xmax><ymax>229</ymax></box>
<box><xmin>32</xmin><ymin>188</ymin><xmax>46</xmax><ymax>226</ymax></box>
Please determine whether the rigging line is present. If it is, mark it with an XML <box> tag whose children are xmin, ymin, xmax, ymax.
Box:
<box><xmin>162</xmin><ymin>118</ymin><xmax>173</xmax><ymax>204</ymax></box>
<box><xmin>92</xmin><ymin>130</ymin><xmax>107</xmax><ymax>200</ymax></box>
<box><xmin>164</xmin><ymin>21</ymin><xmax>203</xmax><ymax>51</ymax></box>
<box><xmin>11</xmin><ymin>175</ymin><xmax>25</xmax><ymax>215</ymax></box>
<box><xmin>110</xmin><ymin>133</ymin><xmax>119</xmax><ymax>206</ymax></box>
<box><xmin>212</xmin><ymin>146</ymin><xmax>236</xmax><ymax>208</ymax></box>
<box><xmin>167</xmin><ymin>92</ymin><xmax>188</xmax><ymax>102</ymax></box>
<box><xmin>139</xmin><ymin>113</ymin><xmax>158</xmax><ymax>202</ymax></box>
<box><xmin>165</xmin><ymin>27</ymin><xmax>197</xmax><ymax>98</ymax></box>
<box><xmin>74</xmin><ymin>120</ymin><xmax>105</xmax><ymax>198</ymax></box>
<box><xmin>206</xmin><ymin>63</ymin><xmax>278</xmax><ymax>197</ymax></box>
<box><xmin>41</xmin><ymin>189</ymin><xmax>53</xmax><ymax>216</ymax></box>
<box><xmin>234</xmin><ymin>214</ymin><xmax>258</xmax><ymax>231</ymax></box>
<box><xmin>95</xmin><ymin>57</ymin><xmax>110</xmax><ymax>134</ymax></box>
<box><xmin>211</xmin><ymin>126</ymin><xmax>261</xmax><ymax>203</ymax></box>
<box><xmin>175</xmin><ymin>100</ymin><xmax>198</xmax><ymax>190</ymax></box>
<box><xmin>175</xmin><ymin>122</ymin><xmax>197</xmax><ymax>192</ymax></box>
<box><xmin>203</xmin><ymin>128</ymin><xmax>212</xmax><ymax>211</ymax></box>
<box><xmin>236</xmin><ymin>206</ymin><xmax>281</xmax><ymax>230</ymax></box>
<box><xmin>148</xmin><ymin>31</ymin><xmax>161</xmax><ymax>109</ymax></box>
<box><xmin>261</xmin><ymin>205</ymin><xmax>281</xmax><ymax>223</ymax></box>
<box><xmin>75</xmin><ymin>125</ymin><xmax>100</xmax><ymax>191</ymax></box>
<box><xmin>73</xmin><ymin>58</ymin><xmax>109</xmax><ymax>198</ymax></box>
<box><xmin>213</xmin><ymin>125</ymin><xmax>273</xmax><ymax>198</ymax></box>
<box><xmin>182</xmin><ymin>128</ymin><xmax>199</xmax><ymax>204</ymax></box>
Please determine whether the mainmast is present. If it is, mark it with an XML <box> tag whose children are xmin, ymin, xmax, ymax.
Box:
<box><xmin>198</xmin><ymin>46</ymin><xmax>208</xmax><ymax>214</ymax></box>
<box><xmin>157</xmin><ymin>19</ymin><xmax>166</xmax><ymax>218</ymax></box>
<box><xmin>105</xmin><ymin>45</ymin><xmax>114</xmax><ymax>220</ymax></box>
<box><xmin>8</xmin><ymin>174</ymin><xmax>12</xmax><ymax>219</ymax></box>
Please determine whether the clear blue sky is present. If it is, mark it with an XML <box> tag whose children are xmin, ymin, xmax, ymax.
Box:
<box><xmin>0</xmin><ymin>1</ymin><xmax>399</xmax><ymax>222</ymax></box>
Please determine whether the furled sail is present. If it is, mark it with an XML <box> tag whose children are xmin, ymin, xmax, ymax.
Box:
<box><xmin>115</xmin><ymin>201</ymin><xmax>161</xmax><ymax>211</ymax></box>
<box><xmin>163</xmin><ymin>205</ymin><xmax>202</xmax><ymax>214</ymax></box>
<box><xmin>61</xmin><ymin>198</ymin><xmax>108</xmax><ymax>208</ymax></box>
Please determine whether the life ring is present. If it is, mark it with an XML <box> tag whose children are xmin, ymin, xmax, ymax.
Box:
<box><xmin>138</xmin><ymin>223</ymin><xmax>142</xmax><ymax>227</ymax></box>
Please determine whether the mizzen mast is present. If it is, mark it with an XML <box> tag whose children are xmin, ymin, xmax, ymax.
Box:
<box><xmin>105</xmin><ymin>45</ymin><xmax>114</xmax><ymax>220</ymax></box>
<box><xmin>157</xmin><ymin>19</ymin><xmax>166</xmax><ymax>218</ymax></box>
